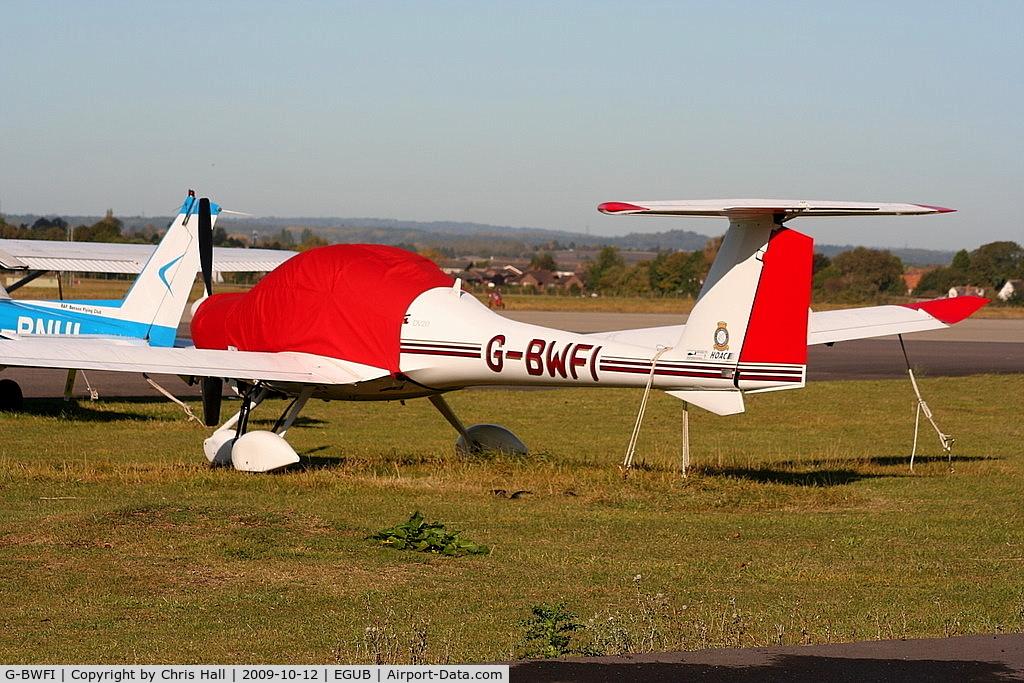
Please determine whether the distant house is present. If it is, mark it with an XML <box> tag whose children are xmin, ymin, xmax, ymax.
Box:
<box><xmin>998</xmin><ymin>279</ymin><xmax>1024</xmax><ymax>301</ymax></box>
<box><xmin>948</xmin><ymin>285</ymin><xmax>986</xmax><ymax>298</ymax></box>
<box><xmin>558</xmin><ymin>273</ymin><xmax>586</xmax><ymax>292</ymax></box>
<box><xmin>509</xmin><ymin>269</ymin><xmax>556</xmax><ymax>291</ymax></box>
<box><xmin>440</xmin><ymin>266</ymin><xmax>515</xmax><ymax>288</ymax></box>
<box><xmin>457</xmin><ymin>270</ymin><xmax>484</xmax><ymax>287</ymax></box>
<box><xmin>902</xmin><ymin>267</ymin><xmax>927</xmax><ymax>295</ymax></box>
<box><xmin>509</xmin><ymin>269</ymin><xmax>585</xmax><ymax>293</ymax></box>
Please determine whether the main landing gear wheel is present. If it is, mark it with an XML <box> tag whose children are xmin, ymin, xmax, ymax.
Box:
<box><xmin>455</xmin><ymin>424</ymin><xmax>528</xmax><ymax>457</ymax></box>
<box><xmin>0</xmin><ymin>379</ymin><xmax>24</xmax><ymax>412</ymax></box>
<box><xmin>427</xmin><ymin>394</ymin><xmax>528</xmax><ymax>457</ymax></box>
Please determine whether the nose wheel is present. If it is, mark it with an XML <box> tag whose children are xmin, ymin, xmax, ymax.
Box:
<box><xmin>203</xmin><ymin>383</ymin><xmax>312</xmax><ymax>472</ymax></box>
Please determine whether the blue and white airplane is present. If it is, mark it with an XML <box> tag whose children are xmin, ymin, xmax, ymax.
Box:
<box><xmin>0</xmin><ymin>192</ymin><xmax>218</xmax><ymax>347</ymax></box>
<box><xmin>0</xmin><ymin>191</ymin><xmax>295</xmax><ymax>406</ymax></box>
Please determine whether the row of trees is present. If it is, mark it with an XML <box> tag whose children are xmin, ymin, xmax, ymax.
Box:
<box><xmin>0</xmin><ymin>213</ymin><xmax>332</xmax><ymax>253</ymax></box>
<box><xmin>914</xmin><ymin>242</ymin><xmax>1023</xmax><ymax>297</ymax></box>
<box><xmin>3</xmin><ymin>211</ymin><xmax>1021</xmax><ymax>303</ymax></box>
<box><xmin>579</xmin><ymin>240</ymin><xmax>1024</xmax><ymax>304</ymax></box>
<box><xmin>583</xmin><ymin>244</ymin><xmax>715</xmax><ymax>298</ymax></box>
<box><xmin>0</xmin><ymin>211</ymin><xmax>167</xmax><ymax>244</ymax></box>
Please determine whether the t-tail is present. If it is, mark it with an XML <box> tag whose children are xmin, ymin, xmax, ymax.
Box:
<box><xmin>598</xmin><ymin>199</ymin><xmax>956</xmax><ymax>415</ymax></box>
<box><xmin>1</xmin><ymin>192</ymin><xmax>219</xmax><ymax>347</ymax></box>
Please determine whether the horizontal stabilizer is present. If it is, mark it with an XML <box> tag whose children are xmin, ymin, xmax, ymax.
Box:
<box><xmin>665</xmin><ymin>389</ymin><xmax>745</xmax><ymax>416</ymax></box>
<box><xmin>583</xmin><ymin>324</ymin><xmax>683</xmax><ymax>348</ymax></box>
<box><xmin>598</xmin><ymin>199</ymin><xmax>954</xmax><ymax>219</ymax></box>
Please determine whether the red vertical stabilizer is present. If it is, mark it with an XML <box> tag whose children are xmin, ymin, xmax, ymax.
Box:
<box><xmin>737</xmin><ymin>227</ymin><xmax>812</xmax><ymax>380</ymax></box>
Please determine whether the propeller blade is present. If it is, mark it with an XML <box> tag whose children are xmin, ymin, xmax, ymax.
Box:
<box><xmin>198</xmin><ymin>197</ymin><xmax>214</xmax><ymax>297</ymax></box>
<box><xmin>201</xmin><ymin>376</ymin><xmax>223</xmax><ymax>427</ymax></box>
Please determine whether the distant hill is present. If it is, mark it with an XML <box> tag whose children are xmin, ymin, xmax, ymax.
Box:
<box><xmin>4</xmin><ymin>212</ymin><xmax>955</xmax><ymax>265</ymax></box>
<box><xmin>814</xmin><ymin>243</ymin><xmax>955</xmax><ymax>267</ymax></box>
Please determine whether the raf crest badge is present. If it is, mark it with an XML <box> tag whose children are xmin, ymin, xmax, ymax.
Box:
<box><xmin>713</xmin><ymin>321</ymin><xmax>729</xmax><ymax>351</ymax></box>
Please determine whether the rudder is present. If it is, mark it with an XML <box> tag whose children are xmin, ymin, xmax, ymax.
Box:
<box><xmin>662</xmin><ymin>216</ymin><xmax>811</xmax><ymax>412</ymax></box>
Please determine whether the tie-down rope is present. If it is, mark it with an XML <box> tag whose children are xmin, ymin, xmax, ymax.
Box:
<box><xmin>898</xmin><ymin>335</ymin><xmax>954</xmax><ymax>472</ymax></box>
<box><xmin>621</xmin><ymin>345</ymin><xmax>672</xmax><ymax>474</ymax></box>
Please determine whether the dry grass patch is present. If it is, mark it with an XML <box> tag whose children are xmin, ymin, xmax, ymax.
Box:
<box><xmin>0</xmin><ymin>375</ymin><xmax>1022</xmax><ymax>663</ymax></box>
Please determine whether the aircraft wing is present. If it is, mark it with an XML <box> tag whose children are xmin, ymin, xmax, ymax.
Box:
<box><xmin>0</xmin><ymin>338</ymin><xmax>389</xmax><ymax>385</ymax></box>
<box><xmin>0</xmin><ymin>239</ymin><xmax>296</xmax><ymax>274</ymax></box>
<box><xmin>582</xmin><ymin>297</ymin><xmax>988</xmax><ymax>349</ymax></box>
<box><xmin>808</xmin><ymin>296</ymin><xmax>988</xmax><ymax>345</ymax></box>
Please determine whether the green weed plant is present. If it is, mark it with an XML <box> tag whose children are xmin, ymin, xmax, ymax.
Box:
<box><xmin>367</xmin><ymin>511</ymin><xmax>490</xmax><ymax>557</ymax></box>
<box><xmin>517</xmin><ymin>601</ymin><xmax>596</xmax><ymax>659</ymax></box>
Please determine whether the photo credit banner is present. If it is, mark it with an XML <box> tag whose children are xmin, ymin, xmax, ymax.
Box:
<box><xmin>0</xmin><ymin>667</ymin><xmax>509</xmax><ymax>683</ymax></box>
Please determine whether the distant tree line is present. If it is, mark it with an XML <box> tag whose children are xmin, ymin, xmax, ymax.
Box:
<box><xmin>582</xmin><ymin>242</ymin><xmax>717</xmax><ymax>298</ymax></box>
<box><xmin>4</xmin><ymin>210</ymin><xmax>1021</xmax><ymax>304</ymax></box>
<box><xmin>582</xmin><ymin>239</ymin><xmax>1024</xmax><ymax>305</ymax></box>
<box><xmin>0</xmin><ymin>210</ymin><xmax>162</xmax><ymax>244</ymax></box>
<box><xmin>913</xmin><ymin>241</ymin><xmax>1024</xmax><ymax>299</ymax></box>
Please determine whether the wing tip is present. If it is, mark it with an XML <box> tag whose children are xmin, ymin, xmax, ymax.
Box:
<box><xmin>902</xmin><ymin>295</ymin><xmax>988</xmax><ymax>324</ymax></box>
<box><xmin>913</xmin><ymin>204</ymin><xmax>957</xmax><ymax>214</ymax></box>
<box><xmin>598</xmin><ymin>202</ymin><xmax>648</xmax><ymax>215</ymax></box>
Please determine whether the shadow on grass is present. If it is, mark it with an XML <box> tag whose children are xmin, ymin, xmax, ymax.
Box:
<box><xmin>695</xmin><ymin>464</ymin><xmax>876</xmax><ymax>487</ymax></box>
<box><xmin>695</xmin><ymin>451</ymin><xmax>992</xmax><ymax>486</ymax></box>
<box><xmin>298</xmin><ymin>449</ymin><xmax>450</xmax><ymax>471</ymax></box>
<box><xmin>15</xmin><ymin>397</ymin><xmax>174</xmax><ymax>422</ymax></box>
<box><xmin>13</xmin><ymin>398</ymin><xmax>329</xmax><ymax>429</ymax></box>
<box><xmin>867</xmin><ymin>454</ymin><xmax>993</xmax><ymax>467</ymax></box>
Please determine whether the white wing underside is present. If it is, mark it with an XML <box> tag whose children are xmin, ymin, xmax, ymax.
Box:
<box><xmin>0</xmin><ymin>240</ymin><xmax>296</xmax><ymax>273</ymax></box>
<box><xmin>806</xmin><ymin>305</ymin><xmax>961</xmax><ymax>344</ymax></box>
<box><xmin>0</xmin><ymin>338</ymin><xmax>389</xmax><ymax>385</ymax></box>
<box><xmin>584</xmin><ymin>305</ymin><xmax>960</xmax><ymax>348</ymax></box>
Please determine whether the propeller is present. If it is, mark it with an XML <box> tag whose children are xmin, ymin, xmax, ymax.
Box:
<box><xmin>198</xmin><ymin>197</ymin><xmax>214</xmax><ymax>297</ymax></box>
<box><xmin>197</xmin><ymin>197</ymin><xmax>222</xmax><ymax>426</ymax></box>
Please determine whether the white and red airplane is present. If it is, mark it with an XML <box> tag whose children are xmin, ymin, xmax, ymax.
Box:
<box><xmin>0</xmin><ymin>196</ymin><xmax>986</xmax><ymax>472</ymax></box>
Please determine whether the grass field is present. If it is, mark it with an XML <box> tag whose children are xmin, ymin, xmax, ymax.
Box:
<box><xmin>1</xmin><ymin>374</ymin><xmax>1022</xmax><ymax>664</ymax></box>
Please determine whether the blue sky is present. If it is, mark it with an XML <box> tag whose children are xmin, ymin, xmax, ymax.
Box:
<box><xmin>2</xmin><ymin>0</ymin><xmax>1021</xmax><ymax>250</ymax></box>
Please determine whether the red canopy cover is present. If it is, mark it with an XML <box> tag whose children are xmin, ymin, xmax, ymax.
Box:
<box><xmin>191</xmin><ymin>244</ymin><xmax>454</xmax><ymax>372</ymax></box>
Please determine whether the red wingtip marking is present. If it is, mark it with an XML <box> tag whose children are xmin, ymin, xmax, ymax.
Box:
<box><xmin>902</xmin><ymin>296</ymin><xmax>988</xmax><ymax>324</ymax></box>
<box><xmin>914</xmin><ymin>204</ymin><xmax>956</xmax><ymax>213</ymax></box>
<box><xmin>598</xmin><ymin>202</ymin><xmax>649</xmax><ymax>214</ymax></box>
